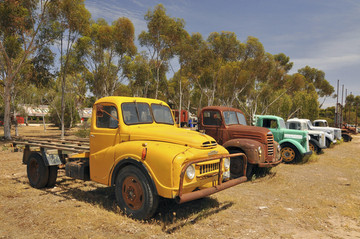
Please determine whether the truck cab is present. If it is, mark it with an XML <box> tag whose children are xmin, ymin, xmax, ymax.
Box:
<box><xmin>302</xmin><ymin>119</ymin><xmax>339</xmax><ymax>147</ymax></box>
<box><xmin>313</xmin><ymin>119</ymin><xmax>352</xmax><ymax>142</ymax></box>
<box><xmin>198</xmin><ymin>106</ymin><xmax>281</xmax><ymax>179</ymax></box>
<box><xmin>286</xmin><ymin>118</ymin><xmax>326</xmax><ymax>154</ymax></box>
<box><xmin>254</xmin><ymin>115</ymin><xmax>312</xmax><ymax>163</ymax></box>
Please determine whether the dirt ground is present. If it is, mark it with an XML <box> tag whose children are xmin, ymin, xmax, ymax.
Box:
<box><xmin>0</xmin><ymin>126</ymin><xmax>360</xmax><ymax>239</ymax></box>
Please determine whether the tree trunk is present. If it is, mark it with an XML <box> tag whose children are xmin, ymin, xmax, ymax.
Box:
<box><xmin>3</xmin><ymin>80</ymin><xmax>12</xmax><ymax>139</ymax></box>
<box><xmin>43</xmin><ymin>116</ymin><xmax>46</xmax><ymax>132</ymax></box>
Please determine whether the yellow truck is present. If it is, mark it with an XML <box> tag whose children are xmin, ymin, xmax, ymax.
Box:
<box><xmin>13</xmin><ymin>96</ymin><xmax>247</xmax><ymax>219</ymax></box>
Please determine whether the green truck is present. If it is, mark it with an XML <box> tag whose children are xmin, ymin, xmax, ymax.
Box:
<box><xmin>254</xmin><ymin>115</ymin><xmax>312</xmax><ymax>163</ymax></box>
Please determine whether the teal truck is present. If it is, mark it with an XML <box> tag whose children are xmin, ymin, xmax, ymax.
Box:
<box><xmin>254</xmin><ymin>115</ymin><xmax>312</xmax><ymax>163</ymax></box>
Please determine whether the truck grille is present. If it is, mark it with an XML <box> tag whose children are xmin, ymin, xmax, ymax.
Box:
<box><xmin>267</xmin><ymin>134</ymin><xmax>274</xmax><ymax>156</ymax></box>
<box><xmin>199</xmin><ymin>162</ymin><xmax>220</xmax><ymax>174</ymax></box>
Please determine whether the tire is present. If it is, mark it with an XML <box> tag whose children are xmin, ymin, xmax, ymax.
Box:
<box><xmin>309</xmin><ymin>141</ymin><xmax>319</xmax><ymax>154</ymax></box>
<box><xmin>46</xmin><ymin>166</ymin><xmax>58</xmax><ymax>187</ymax></box>
<box><xmin>280</xmin><ymin>144</ymin><xmax>300</xmax><ymax>163</ymax></box>
<box><xmin>27</xmin><ymin>153</ymin><xmax>49</xmax><ymax>189</ymax></box>
<box><xmin>115</xmin><ymin>165</ymin><xmax>158</xmax><ymax>220</ymax></box>
<box><xmin>326</xmin><ymin>138</ymin><xmax>332</xmax><ymax>148</ymax></box>
<box><xmin>228</xmin><ymin>149</ymin><xmax>248</xmax><ymax>179</ymax></box>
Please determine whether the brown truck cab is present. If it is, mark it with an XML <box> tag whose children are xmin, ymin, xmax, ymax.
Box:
<box><xmin>198</xmin><ymin>106</ymin><xmax>281</xmax><ymax>179</ymax></box>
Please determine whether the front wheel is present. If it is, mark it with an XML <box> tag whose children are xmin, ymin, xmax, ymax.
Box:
<box><xmin>309</xmin><ymin>141</ymin><xmax>319</xmax><ymax>154</ymax></box>
<box><xmin>228</xmin><ymin>149</ymin><xmax>250</xmax><ymax>179</ymax></box>
<box><xmin>115</xmin><ymin>165</ymin><xmax>158</xmax><ymax>220</ymax></box>
<box><xmin>280</xmin><ymin>144</ymin><xmax>300</xmax><ymax>163</ymax></box>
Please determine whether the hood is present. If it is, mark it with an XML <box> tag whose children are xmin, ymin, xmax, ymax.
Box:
<box><xmin>308</xmin><ymin>130</ymin><xmax>325</xmax><ymax>136</ymax></box>
<box><xmin>226</xmin><ymin>124</ymin><xmax>270</xmax><ymax>143</ymax></box>
<box><xmin>127</xmin><ymin>124</ymin><xmax>217</xmax><ymax>149</ymax></box>
<box><xmin>311</xmin><ymin>126</ymin><xmax>335</xmax><ymax>134</ymax></box>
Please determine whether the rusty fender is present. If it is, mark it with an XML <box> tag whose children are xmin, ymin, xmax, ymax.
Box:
<box><xmin>222</xmin><ymin>138</ymin><xmax>264</xmax><ymax>164</ymax></box>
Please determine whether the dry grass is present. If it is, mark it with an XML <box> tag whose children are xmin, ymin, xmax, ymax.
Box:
<box><xmin>1</xmin><ymin>126</ymin><xmax>360</xmax><ymax>238</ymax></box>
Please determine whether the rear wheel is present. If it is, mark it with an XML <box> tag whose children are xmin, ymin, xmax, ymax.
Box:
<box><xmin>46</xmin><ymin>166</ymin><xmax>58</xmax><ymax>187</ymax></box>
<box><xmin>280</xmin><ymin>144</ymin><xmax>300</xmax><ymax>163</ymax></box>
<box><xmin>115</xmin><ymin>165</ymin><xmax>158</xmax><ymax>220</ymax></box>
<box><xmin>27</xmin><ymin>153</ymin><xmax>49</xmax><ymax>188</ymax></box>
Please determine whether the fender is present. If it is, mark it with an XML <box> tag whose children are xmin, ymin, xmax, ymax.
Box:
<box><xmin>279</xmin><ymin>139</ymin><xmax>307</xmax><ymax>155</ymax></box>
<box><xmin>222</xmin><ymin>138</ymin><xmax>263</xmax><ymax>164</ymax></box>
<box><xmin>110</xmin><ymin>157</ymin><xmax>158</xmax><ymax>197</ymax></box>
<box><xmin>309</xmin><ymin>138</ymin><xmax>321</xmax><ymax>149</ymax></box>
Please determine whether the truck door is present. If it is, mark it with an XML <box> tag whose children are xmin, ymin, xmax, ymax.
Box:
<box><xmin>201</xmin><ymin>110</ymin><xmax>223</xmax><ymax>144</ymax></box>
<box><xmin>90</xmin><ymin>103</ymin><xmax>121</xmax><ymax>184</ymax></box>
<box><xmin>263</xmin><ymin>118</ymin><xmax>281</xmax><ymax>142</ymax></box>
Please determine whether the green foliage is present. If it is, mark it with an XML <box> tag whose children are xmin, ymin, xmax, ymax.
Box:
<box><xmin>49</xmin><ymin>98</ymin><xmax>80</xmax><ymax>128</ymax></box>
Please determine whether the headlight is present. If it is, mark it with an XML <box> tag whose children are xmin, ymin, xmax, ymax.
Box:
<box><xmin>258</xmin><ymin>146</ymin><xmax>262</xmax><ymax>155</ymax></box>
<box><xmin>186</xmin><ymin>164</ymin><xmax>195</xmax><ymax>180</ymax></box>
<box><xmin>277</xmin><ymin>144</ymin><xmax>281</xmax><ymax>152</ymax></box>
<box><xmin>224</xmin><ymin>157</ymin><xmax>230</xmax><ymax>170</ymax></box>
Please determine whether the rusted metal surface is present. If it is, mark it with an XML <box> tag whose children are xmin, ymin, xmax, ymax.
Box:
<box><xmin>176</xmin><ymin>176</ymin><xmax>247</xmax><ymax>204</ymax></box>
<box><xmin>258</xmin><ymin>158</ymin><xmax>282</xmax><ymax>167</ymax></box>
<box><xmin>122</xmin><ymin>176</ymin><xmax>144</xmax><ymax>210</ymax></box>
<box><xmin>176</xmin><ymin>152</ymin><xmax>247</xmax><ymax>204</ymax></box>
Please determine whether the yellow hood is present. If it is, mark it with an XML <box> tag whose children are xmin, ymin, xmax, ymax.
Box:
<box><xmin>126</xmin><ymin>124</ymin><xmax>217</xmax><ymax>149</ymax></box>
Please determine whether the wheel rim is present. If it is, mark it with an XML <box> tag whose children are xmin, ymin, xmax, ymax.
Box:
<box><xmin>122</xmin><ymin>176</ymin><xmax>144</xmax><ymax>210</ymax></box>
<box><xmin>281</xmin><ymin>147</ymin><xmax>295</xmax><ymax>162</ymax></box>
<box><xmin>28</xmin><ymin>159</ymin><xmax>40</xmax><ymax>183</ymax></box>
<box><xmin>309</xmin><ymin>143</ymin><xmax>315</xmax><ymax>152</ymax></box>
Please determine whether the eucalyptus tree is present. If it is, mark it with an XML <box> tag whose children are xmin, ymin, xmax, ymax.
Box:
<box><xmin>298</xmin><ymin>66</ymin><xmax>334</xmax><ymax>108</ymax></box>
<box><xmin>48</xmin><ymin>0</ymin><xmax>90</xmax><ymax>138</ymax></box>
<box><xmin>0</xmin><ymin>0</ymin><xmax>51</xmax><ymax>139</ymax></box>
<box><xmin>74</xmin><ymin>17</ymin><xmax>136</xmax><ymax>99</ymax></box>
<box><xmin>138</xmin><ymin>4</ymin><xmax>186</xmax><ymax>99</ymax></box>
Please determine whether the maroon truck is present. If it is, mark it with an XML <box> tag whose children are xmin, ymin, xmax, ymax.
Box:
<box><xmin>198</xmin><ymin>106</ymin><xmax>281</xmax><ymax>179</ymax></box>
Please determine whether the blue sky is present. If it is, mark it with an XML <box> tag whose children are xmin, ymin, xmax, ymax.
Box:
<box><xmin>85</xmin><ymin>0</ymin><xmax>360</xmax><ymax>108</ymax></box>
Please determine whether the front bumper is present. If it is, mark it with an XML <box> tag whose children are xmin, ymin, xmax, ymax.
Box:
<box><xmin>258</xmin><ymin>158</ymin><xmax>282</xmax><ymax>167</ymax></box>
<box><xmin>301</xmin><ymin>150</ymin><xmax>313</xmax><ymax>161</ymax></box>
<box><xmin>176</xmin><ymin>152</ymin><xmax>247</xmax><ymax>204</ymax></box>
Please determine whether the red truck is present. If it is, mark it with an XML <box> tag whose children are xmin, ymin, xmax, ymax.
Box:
<box><xmin>198</xmin><ymin>106</ymin><xmax>281</xmax><ymax>179</ymax></box>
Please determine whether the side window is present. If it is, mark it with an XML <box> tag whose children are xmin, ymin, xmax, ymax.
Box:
<box><xmin>288</xmin><ymin>122</ymin><xmax>300</xmax><ymax>130</ymax></box>
<box><xmin>96</xmin><ymin>105</ymin><xmax>118</xmax><ymax>129</ymax></box>
<box><xmin>203</xmin><ymin>110</ymin><xmax>221</xmax><ymax>126</ymax></box>
<box><xmin>263</xmin><ymin>119</ymin><xmax>278</xmax><ymax>129</ymax></box>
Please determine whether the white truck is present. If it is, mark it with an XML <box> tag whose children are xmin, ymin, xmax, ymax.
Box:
<box><xmin>293</xmin><ymin>119</ymin><xmax>339</xmax><ymax>147</ymax></box>
<box><xmin>286</xmin><ymin>118</ymin><xmax>327</xmax><ymax>154</ymax></box>
<box><xmin>313</xmin><ymin>119</ymin><xmax>352</xmax><ymax>142</ymax></box>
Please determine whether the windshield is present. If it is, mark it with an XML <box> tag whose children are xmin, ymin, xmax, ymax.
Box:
<box><xmin>122</xmin><ymin>103</ymin><xmax>153</xmax><ymax>125</ymax></box>
<box><xmin>279</xmin><ymin>119</ymin><xmax>286</xmax><ymax>129</ymax></box>
<box><xmin>223</xmin><ymin>111</ymin><xmax>247</xmax><ymax>125</ymax></box>
<box><xmin>151</xmin><ymin>104</ymin><xmax>174</xmax><ymax>124</ymax></box>
<box><xmin>224</xmin><ymin>111</ymin><xmax>238</xmax><ymax>125</ymax></box>
<box><xmin>237</xmin><ymin>112</ymin><xmax>247</xmax><ymax>125</ymax></box>
<box><xmin>307</xmin><ymin>121</ymin><xmax>313</xmax><ymax>129</ymax></box>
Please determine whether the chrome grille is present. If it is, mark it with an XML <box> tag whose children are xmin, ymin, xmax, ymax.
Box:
<box><xmin>267</xmin><ymin>134</ymin><xmax>274</xmax><ymax>156</ymax></box>
<box><xmin>199</xmin><ymin>162</ymin><xmax>220</xmax><ymax>174</ymax></box>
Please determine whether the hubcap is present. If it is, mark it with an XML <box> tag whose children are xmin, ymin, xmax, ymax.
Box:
<box><xmin>122</xmin><ymin>176</ymin><xmax>144</xmax><ymax>210</ymax></box>
<box><xmin>281</xmin><ymin>147</ymin><xmax>295</xmax><ymax>162</ymax></box>
<box><xmin>309</xmin><ymin>143</ymin><xmax>315</xmax><ymax>152</ymax></box>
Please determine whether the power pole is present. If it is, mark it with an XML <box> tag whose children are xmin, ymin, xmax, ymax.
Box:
<box><xmin>335</xmin><ymin>79</ymin><xmax>339</xmax><ymax>127</ymax></box>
